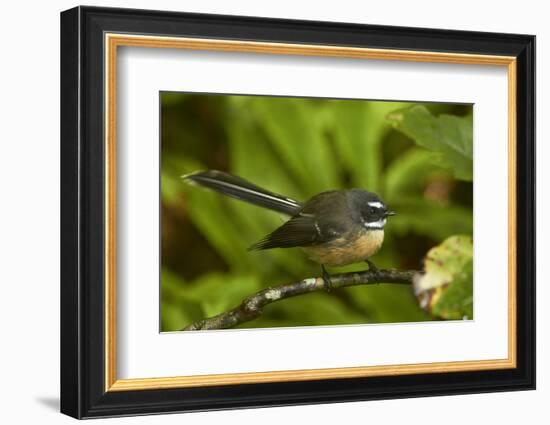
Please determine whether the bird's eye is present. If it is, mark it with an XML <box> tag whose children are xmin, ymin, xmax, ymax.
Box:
<box><xmin>369</xmin><ymin>207</ymin><xmax>376</xmax><ymax>214</ymax></box>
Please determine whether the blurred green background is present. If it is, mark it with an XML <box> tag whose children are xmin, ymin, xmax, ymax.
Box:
<box><xmin>160</xmin><ymin>92</ymin><xmax>473</xmax><ymax>331</ymax></box>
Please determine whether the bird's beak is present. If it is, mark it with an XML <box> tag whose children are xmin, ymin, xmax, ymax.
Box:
<box><xmin>385</xmin><ymin>210</ymin><xmax>396</xmax><ymax>217</ymax></box>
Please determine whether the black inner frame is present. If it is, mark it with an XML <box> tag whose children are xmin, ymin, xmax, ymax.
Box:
<box><xmin>60</xmin><ymin>6</ymin><xmax>535</xmax><ymax>419</ymax></box>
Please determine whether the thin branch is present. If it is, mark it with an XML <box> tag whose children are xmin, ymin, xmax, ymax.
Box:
<box><xmin>182</xmin><ymin>268</ymin><xmax>419</xmax><ymax>331</ymax></box>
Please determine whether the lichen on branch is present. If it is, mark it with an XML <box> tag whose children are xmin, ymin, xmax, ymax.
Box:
<box><xmin>183</xmin><ymin>268</ymin><xmax>418</xmax><ymax>331</ymax></box>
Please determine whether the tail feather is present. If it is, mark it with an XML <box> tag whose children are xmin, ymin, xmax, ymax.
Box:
<box><xmin>182</xmin><ymin>170</ymin><xmax>302</xmax><ymax>216</ymax></box>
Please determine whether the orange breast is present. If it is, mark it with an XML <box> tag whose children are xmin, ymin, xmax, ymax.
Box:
<box><xmin>303</xmin><ymin>230</ymin><xmax>384</xmax><ymax>267</ymax></box>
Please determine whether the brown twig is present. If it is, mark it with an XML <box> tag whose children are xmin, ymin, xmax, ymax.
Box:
<box><xmin>182</xmin><ymin>268</ymin><xmax>419</xmax><ymax>331</ymax></box>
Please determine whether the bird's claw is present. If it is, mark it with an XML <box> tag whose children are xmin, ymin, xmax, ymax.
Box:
<box><xmin>365</xmin><ymin>259</ymin><xmax>379</xmax><ymax>273</ymax></box>
<box><xmin>321</xmin><ymin>265</ymin><xmax>332</xmax><ymax>292</ymax></box>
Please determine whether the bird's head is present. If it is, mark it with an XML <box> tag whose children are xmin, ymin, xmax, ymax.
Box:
<box><xmin>348</xmin><ymin>190</ymin><xmax>396</xmax><ymax>230</ymax></box>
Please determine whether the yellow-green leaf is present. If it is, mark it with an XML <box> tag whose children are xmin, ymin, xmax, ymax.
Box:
<box><xmin>413</xmin><ymin>235</ymin><xmax>473</xmax><ymax>319</ymax></box>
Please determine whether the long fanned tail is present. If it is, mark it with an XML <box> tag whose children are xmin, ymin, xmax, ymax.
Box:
<box><xmin>182</xmin><ymin>170</ymin><xmax>302</xmax><ymax>216</ymax></box>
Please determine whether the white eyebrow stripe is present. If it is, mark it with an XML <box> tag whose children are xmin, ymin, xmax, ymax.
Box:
<box><xmin>368</xmin><ymin>201</ymin><xmax>384</xmax><ymax>209</ymax></box>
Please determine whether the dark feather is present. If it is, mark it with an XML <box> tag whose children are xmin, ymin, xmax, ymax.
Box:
<box><xmin>182</xmin><ymin>170</ymin><xmax>302</xmax><ymax>216</ymax></box>
<box><xmin>249</xmin><ymin>191</ymin><xmax>357</xmax><ymax>251</ymax></box>
<box><xmin>249</xmin><ymin>215</ymin><xmax>326</xmax><ymax>250</ymax></box>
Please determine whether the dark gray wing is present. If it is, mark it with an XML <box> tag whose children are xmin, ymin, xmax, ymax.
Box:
<box><xmin>248</xmin><ymin>215</ymin><xmax>321</xmax><ymax>250</ymax></box>
<box><xmin>248</xmin><ymin>212</ymin><xmax>348</xmax><ymax>251</ymax></box>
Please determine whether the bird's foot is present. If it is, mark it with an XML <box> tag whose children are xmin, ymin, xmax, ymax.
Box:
<box><xmin>321</xmin><ymin>265</ymin><xmax>332</xmax><ymax>292</ymax></box>
<box><xmin>365</xmin><ymin>259</ymin><xmax>379</xmax><ymax>273</ymax></box>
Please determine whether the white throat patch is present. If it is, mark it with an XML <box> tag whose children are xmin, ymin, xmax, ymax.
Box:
<box><xmin>364</xmin><ymin>218</ymin><xmax>386</xmax><ymax>229</ymax></box>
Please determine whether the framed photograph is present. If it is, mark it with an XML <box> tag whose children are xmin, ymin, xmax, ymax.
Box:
<box><xmin>60</xmin><ymin>6</ymin><xmax>535</xmax><ymax>419</ymax></box>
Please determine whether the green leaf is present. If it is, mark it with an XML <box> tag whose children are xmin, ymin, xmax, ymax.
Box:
<box><xmin>246</xmin><ymin>97</ymin><xmax>338</xmax><ymax>193</ymax></box>
<box><xmin>169</xmin><ymin>158</ymin><xmax>257</xmax><ymax>271</ymax></box>
<box><xmin>254</xmin><ymin>291</ymin><xmax>368</xmax><ymax>327</ymax></box>
<box><xmin>161</xmin><ymin>300</ymin><xmax>204</xmax><ymax>332</ymax></box>
<box><xmin>413</xmin><ymin>235</ymin><xmax>473</xmax><ymax>320</ymax></box>
<box><xmin>384</xmin><ymin>148</ymin><xmax>448</xmax><ymax>202</ymax></box>
<box><xmin>346</xmin><ymin>284</ymin><xmax>432</xmax><ymax>323</ymax></box>
<box><xmin>184</xmin><ymin>273</ymin><xmax>261</xmax><ymax>318</ymax></box>
<box><xmin>387</xmin><ymin>105</ymin><xmax>473</xmax><ymax>181</ymax></box>
<box><xmin>224</xmin><ymin>106</ymin><xmax>312</xmax><ymax>275</ymax></box>
<box><xmin>161</xmin><ymin>268</ymin><xmax>263</xmax><ymax>330</ymax></box>
<box><xmin>432</xmin><ymin>260</ymin><xmax>473</xmax><ymax>319</ymax></box>
<box><xmin>332</xmin><ymin>100</ymin><xmax>412</xmax><ymax>191</ymax></box>
<box><xmin>160</xmin><ymin>268</ymin><xmax>205</xmax><ymax>331</ymax></box>
<box><xmin>330</xmin><ymin>100</ymin><xmax>374</xmax><ymax>189</ymax></box>
<box><xmin>160</xmin><ymin>172</ymin><xmax>181</xmax><ymax>203</ymax></box>
<box><xmin>389</xmin><ymin>197</ymin><xmax>473</xmax><ymax>240</ymax></box>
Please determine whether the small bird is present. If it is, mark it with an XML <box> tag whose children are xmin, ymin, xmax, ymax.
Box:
<box><xmin>182</xmin><ymin>170</ymin><xmax>395</xmax><ymax>288</ymax></box>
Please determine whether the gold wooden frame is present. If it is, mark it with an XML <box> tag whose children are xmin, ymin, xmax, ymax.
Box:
<box><xmin>104</xmin><ymin>33</ymin><xmax>517</xmax><ymax>392</ymax></box>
